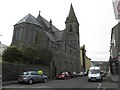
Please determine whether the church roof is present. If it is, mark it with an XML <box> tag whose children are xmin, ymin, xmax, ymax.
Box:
<box><xmin>15</xmin><ymin>12</ymin><xmax>65</xmax><ymax>43</ymax></box>
<box><xmin>16</xmin><ymin>14</ymin><xmax>42</xmax><ymax>27</ymax></box>
<box><xmin>37</xmin><ymin>13</ymin><xmax>64</xmax><ymax>42</ymax></box>
<box><xmin>37</xmin><ymin>13</ymin><xmax>60</xmax><ymax>32</ymax></box>
<box><xmin>44</xmin><ymin>30</ymin><xmax>57</xmax><ymax>43</ymax></box>
<box><xmin>54</xmin><ymin>31</ymin><xmax>64</xmax><ymax>41</ymax></box>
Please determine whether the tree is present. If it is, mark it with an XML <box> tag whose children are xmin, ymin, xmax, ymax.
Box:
<box><xmin>22</xmin><ymin>46</ymin><xmax>37</xmax><ymax>64</ymax></box>
<box><xmin>2</xmin><ymin>46</ymin><xmax>23</xmax><ymax>63</ymax></box>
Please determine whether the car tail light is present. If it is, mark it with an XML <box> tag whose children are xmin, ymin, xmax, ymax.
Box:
<box><xmin>23</xmin><ymin>76</ymin><xmax>29</xmax><ymax>79</ymax></box>
<box><xmin>61</xmin><ymin>74</ymin><xmax>64</xmax><ymax>77</ymax></box>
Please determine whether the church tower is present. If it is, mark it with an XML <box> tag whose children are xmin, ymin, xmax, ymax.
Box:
<box><xmin>64</xmin><ymin>4</ymin><xmax>80</xmax><ymax>50</ymax></box>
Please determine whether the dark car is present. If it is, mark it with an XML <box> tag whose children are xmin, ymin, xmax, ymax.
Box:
<box><xmin>56</xmin><ymin>72</ymin><xmax>70</xmax><ymax>79</ymax></box>
<box><xmin>101</xmin><ymin>71</ymin><xmax>107</xmax><ymax>77</ymax></box>
<box><xmin>77</xmin><ymin>72</ymin><xmax>84</xmax><ymax>77</ymax></box>
<box><xmin>84</xmin><ymin>70</ymin><xmax>89</xmax><ymax>76</ymax></box>
<box><xmin>68</xmin><ymin>72</ymin><xmax>77</xmax><ymax>78</ymax></box>
<box><xmin>18</xmin><ymin>71</ymin><xmax>48</xmax><ymax>84</ymax></box>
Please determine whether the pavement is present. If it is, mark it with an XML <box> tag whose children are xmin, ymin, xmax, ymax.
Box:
<box><xmin>108</xmin><ymin>70</ymin><xmax>118</xmax><ymax>83</ymax></box>
<box><xmin>2</xmin><ymin>80</ymin><xmax>18</xmax><ymax>85</ymax></box>
<box><xmin>110</xmin><ymin>74</ymin><xmax>118</xmax><ymax>83</ymax></box>
<box><xmin>2</xmin><ymin>77</ymin><xmax>55</xmax><ymax>85</ymax></box>
<box><xmin>101</xmin><ymin>71</ymin><xmax>118</xmax><ymax>83</ymax></box>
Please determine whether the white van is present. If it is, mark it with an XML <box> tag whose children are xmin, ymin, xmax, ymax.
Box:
<box><xmin>88</xmin><ymin>67</ymin><xmax>102</xmax><ymax>82</ymax></box>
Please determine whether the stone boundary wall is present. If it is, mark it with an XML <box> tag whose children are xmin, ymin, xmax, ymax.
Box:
<box><xmin>2</xmin><ymin>62</ymin><xmax>49</xmax><ymax>81</ymax></box>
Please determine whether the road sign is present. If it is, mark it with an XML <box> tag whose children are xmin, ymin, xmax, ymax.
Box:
<box><xmin>113</xmin><ymin>0</ymin><xmax>120</xmax><ymax>19</ymax></box>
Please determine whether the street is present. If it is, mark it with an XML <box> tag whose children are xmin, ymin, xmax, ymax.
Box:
<box><xmin>2</xmin><ymin>75</ymin><xmax>118</xmax><ymax>89</ymax></box>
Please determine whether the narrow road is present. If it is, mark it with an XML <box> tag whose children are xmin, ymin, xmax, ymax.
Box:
<box><xmin>2</xmin><ymin>75</ymin><xmax>118</xmax><ymax>89</ymax></box>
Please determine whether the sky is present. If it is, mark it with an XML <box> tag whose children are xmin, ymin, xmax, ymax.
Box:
<box><xmin>0</xmin><ymin>0</ymin><xmax>118</xmax><ymax>61</ymax></box>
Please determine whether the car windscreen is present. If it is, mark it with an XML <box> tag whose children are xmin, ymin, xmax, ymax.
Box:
<box><xmin>90</xmin><ymin>70</ymin><xmax>100</xmax><ymax>74</ymax></box>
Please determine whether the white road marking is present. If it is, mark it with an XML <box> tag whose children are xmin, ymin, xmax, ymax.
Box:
<box><xmin>97</xmin><ymin>83</ymin><xmax>101</xmax><ymax>90</ymax></box>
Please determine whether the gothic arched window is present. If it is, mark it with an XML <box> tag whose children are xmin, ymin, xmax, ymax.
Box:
<box><xmin>69</xmin><ymin>24</ymin><xmax>73</xmax><ymax>32</ymax></box>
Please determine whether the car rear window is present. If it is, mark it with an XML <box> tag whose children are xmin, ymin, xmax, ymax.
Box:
<box><xmin>22</xmin><ymin>72</ymin><xmax>28</xmax><ymax>75</ymax></box>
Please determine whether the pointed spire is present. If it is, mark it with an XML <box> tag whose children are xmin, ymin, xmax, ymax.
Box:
<box><xmin>67</xmin><ymin>3</ymin><xmax>77</xmax><ymax>22</ymax></box>
<box><xmin>39</xmin><ymin>11</ymin><xmax>41</xmax><ymax>15</ymax></box>
<box><xmin>65</xmin><ymin>16</ymin><xmax>69</xmax><ymax>23</ymax></box>
<box><xmin>49</xmin><ymin>19</ymin><xmax>52</xmax><ymax>28</ymax></box>
<box><xmin>50</xmin><ymin>19</ymin><xmax>52</xmax><ymax>24</ymax></box>
<box><xmin>37</xmin><ymin>11</ymin><xmax>41</xmax><ymax>20</ymax></box>
<box><xmin>49</xmin><ymin>19</ymin><xmax>54</xmax><ymax>34</ymax></box>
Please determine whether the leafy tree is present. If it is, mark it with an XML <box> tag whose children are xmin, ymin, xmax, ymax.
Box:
<box><xmin>22</xmin><ymin>46</ymin><xmax>37</xmax><ymax>64</ymax></box>
<box><xmin>2</xmin><ymin>46</ymin><xmax>23</xmax><ymax>63</ymax></box>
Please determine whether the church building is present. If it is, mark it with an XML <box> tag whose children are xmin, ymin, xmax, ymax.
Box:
<box><xmin>11</xmin><ymin>4</ymin><xmax>81</xmax><ymax>77</ymax></box>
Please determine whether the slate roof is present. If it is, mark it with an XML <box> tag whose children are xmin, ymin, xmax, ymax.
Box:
<box><xmin>16</xmin><ymin>14</ymin><xmax>42</xmax><ymax>27</ymax></box>
<box><xmin>54</xmin><ymin>31</ymin><xmax>64</xmax><ymax>41</ymax></box>
<box><xmin>15</xmin><ymin>13</ymin><xmax>64</xmax><ymax>43</ymax></box>
<box><xmin>37</xmin><ymin>14</ymin><xmax>60</xmax><ymax>32</ymax></box>
<box><xmin>44</xmin><ymin>30</ymin><xmax>57</xmax><ymax>43</ymax></box>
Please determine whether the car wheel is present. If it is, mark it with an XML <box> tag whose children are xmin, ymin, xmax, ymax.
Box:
<box><xmin>100</xmin><ymin>78</ymin><xmax>102</xmax><ymax>82</ymax></box>
<box><xmin>43</xmin><ymin>78</ymin><xmax>47</xmax><ymax>83</ymax></box>
<box><xmin>19</xmin><ymin>81</ymin><xmax>22</xmax><ymax>84</ymax></box>
<box><xmin>28</xmin><ymin>79</ymin><xmax>33</xmax><ymax>84</ymax></box>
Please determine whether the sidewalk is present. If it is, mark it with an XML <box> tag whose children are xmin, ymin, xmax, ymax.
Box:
<box><xmin>2</xmin><ymin>77</ymin><xmax>55</xmax><ymax>85</ymax></box>
<box><xmin>2</xmin><ymin>80</ymin><xmax>18</xmax><ymax>85</ymax></box>
<box><xmin>106</xmin><ymin>71</ymin><xmax>118</xmax><ymax>83</ymax></box>
<box><xmin>110</xmin><ymin>74</ymin><xmax>118</xmax><ymax>83</ymax></box>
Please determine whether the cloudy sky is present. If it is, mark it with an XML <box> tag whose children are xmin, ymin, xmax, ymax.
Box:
<box><xmin>0</xmin><ymin>0</ymin><xmax>118</xmax><ymax>61</ymax></box>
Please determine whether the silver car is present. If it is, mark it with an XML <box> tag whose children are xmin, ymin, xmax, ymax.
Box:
<box><xmin>18</xmin><ymin>71</ymin><xmax>48</xmax><ymax>84</ymax></box>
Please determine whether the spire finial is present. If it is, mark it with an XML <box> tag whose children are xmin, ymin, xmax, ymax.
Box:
<box><xmin>39</xmin><ymin>11</ymin><xmax>41</xmax><ymax>15</ymax></box>
<box><xmin>50</xmin><ymin>19</ymin><xmax>52</xmax><ymax>24</ymax></box>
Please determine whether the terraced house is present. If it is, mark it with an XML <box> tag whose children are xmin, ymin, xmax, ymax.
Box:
<box><xmin>11</xmin><ymin>4</ymin><xmax>81</xmax><ymax>77</ymax></box>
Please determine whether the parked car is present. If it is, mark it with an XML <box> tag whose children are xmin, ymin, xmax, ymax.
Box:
<box><xmin>68</xmin><ymin>72</ymin><xmax>77</xmax><ymax>78</ymax></box>
<box><xmin>84</xmin><ymin>70</ymin><xmax>89</xmax><ymax>76</ymax></box>
<box><xmin>101</xmin><ymin>71</ymin><xmax>107</xmax><ymax>77</ymax></box>
<box><xmin>83</xmin><ymin>72</ymin><xmax>87</xmax><ymax>76</ymax></box>
<box><xmin>56</xmin><ymin>72</ymin><xmax>70</xmax><ymax>79</ymax></box>
<box><xmin>77</xmin><ymin>72</ymin><xmax>84</xmax><ymax>77</ymax></box>
<box><xmin>18</xmin><ymin>71</ymin><xmax>48</xmax><ymax>84</ymax></box>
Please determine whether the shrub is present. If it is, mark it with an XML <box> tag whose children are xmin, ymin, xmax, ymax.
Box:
<box><xmin>2</xmin><ymin>46</ymin><xmax>23</xmax><ymax>63</ymax></box>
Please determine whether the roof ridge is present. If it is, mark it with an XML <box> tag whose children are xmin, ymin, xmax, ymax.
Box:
<box><xmin>15</xmin><ymin>13</ymin><xmax>42</xmax><ymax>27</ymax></box>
